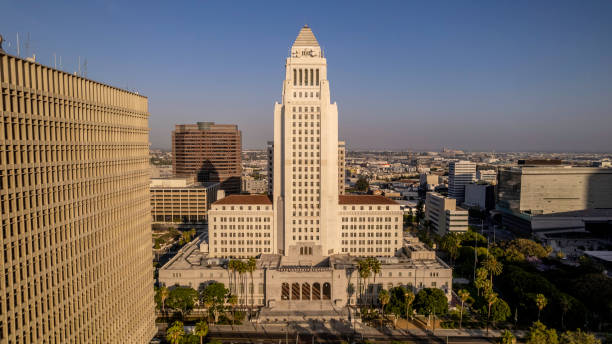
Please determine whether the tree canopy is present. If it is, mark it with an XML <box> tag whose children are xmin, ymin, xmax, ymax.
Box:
<box><xmin>166</xmin><ymin>287</ymin><xmax>198</xmax><ymax>318</ymax></box>
<box><xmin>413</xmin><ymin>288</ymin><xmax>448</xmax><ymax>317</ymax></box>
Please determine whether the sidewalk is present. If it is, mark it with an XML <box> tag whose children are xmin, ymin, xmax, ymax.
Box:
<box><xmin>208</xmin><ymin>322</ymin><xmax>526</xmax><ymax>339</ymax></box>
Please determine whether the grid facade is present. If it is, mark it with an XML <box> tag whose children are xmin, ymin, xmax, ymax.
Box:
<box><xmin>150</xmin><ymin>182</ymin><xmax>218</xmax><ymax>224</ymax></box>
<box><xmin>172</xmin><ymin>122</ymin><xmax>242</xmax><ymax>194</ymax></box>
<box><xmin>0</xmin><ymin>52</ymin><xmax>155</xmax><ymax>343</ymax></box>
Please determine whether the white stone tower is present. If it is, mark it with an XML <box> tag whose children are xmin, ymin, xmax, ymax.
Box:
<box><xmin>273</xmin><ymin>25</ymin><xmax>339</xmax><ymax>256</ymax></box>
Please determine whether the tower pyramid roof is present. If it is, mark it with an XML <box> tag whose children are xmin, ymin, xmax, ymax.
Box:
<box><xmin>293</xmin><ymin>25</ymin><xmax>319</xmax><ymax>47</ymax></box>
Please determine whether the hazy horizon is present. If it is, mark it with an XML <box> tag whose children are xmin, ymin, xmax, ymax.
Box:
<box><xmin>3</xmin><ymin>1</ymin><xmax>611</xmax><ymax>152</ymax></box>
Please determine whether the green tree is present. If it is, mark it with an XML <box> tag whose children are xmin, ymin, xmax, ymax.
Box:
<box><xmin>490</xmin><ymin>298</ymin><xmax>511</xmax><ymax>326</ymax></box>
<box><xmin>457</xmin><ymin>289</ymin><xmax>470</xmax><ymax>329</ymax></box>
<box><xmin>559</xmin><ymin>329</ymin><xmax>601</xmax><ymax>344</ymax></box>
<box><xmin>503</xmin><ymin>239</ymin><xmax>551</xmax><ymax>261</ymax></box>
<box><xmin>498</xmin><ymin>330</ymin><xmax>516</xmax><ymax>344</ymax></box>
<box><xmin>413</xmin><ymin>288</ymin><xmax>448</xmax><ymax>318</ymax></box>
<box><xmin>227</xmin><ymin>294</ymin><xmax>238</xmax><ymax>326</ymax></box>
<box><xmin>482</xmin><ymin>255</ymin><xmax>503</xmax><ymax>284</ymax></box>
<box><xmin>404</xmin><ymin>290</ymin><xmax>415</xmax><ymax>320</ymax></box>
<box><xmin>474</xmin><ymin>267</ymin><xmax>489</xmax><ymax>296</ymax></box>
<box><xmin>378</xmin><ymin>289</ymin><xmax>390</xmax><ymax>327</ymax></box>
<box><xmin>535</xmin><ymin>294</ymin><xmax>547</xmax><ymax>322</ymax></box>
<box><xmin>485</xmin><ymin>290</ymin><xmax>498</xmax><ymax>334</ymax></box>
<box><xmin>200</xmin><ymin>282</ymin><xmax>228</xmax><ymax>323</ymax></box>
<box><xmin>160</xmin><ymin>285</ymin><xmax>169</xmax><ymax>313</ymax></box>
<box><xmin>440</xmin><ymin>232</ymin><xmax>462</xmax><ymax>266</ymax></box>
<box><xmin>355</xmin><ymin>176</ymin><xmax>369</xmax><ymax>192</ymax></box>
<box><xmin>526</xmin><ymin>321</ymin><xmax>558</xmax><ymax>344</ymax></box>
<box><xmin>369</xmin><ymin>258</ymin><xmax>381</xmax><ymax>306</ymax></box>
<box><xmin>166</xmin><ymin>321</ymin><xmax>185</xmax><ymax>344</ymax></box>
<box><xmin>246</xmin><ymin>257</ymin><xmax>257</xmax><ymax>319</ymax></box>
<box><xmin>193</xmin><ymin>320</ymin><xmax>208</xmax><ymax>344</ymax></box>
<box><xmin>167</xmin><ymin>287</ymin><xmax>198</xmax><ymax>319</ymax></box>
<box><xmin>357</xmin><ymin>259</ymin><xmax>371</xmax><ymax>305</ymax></box>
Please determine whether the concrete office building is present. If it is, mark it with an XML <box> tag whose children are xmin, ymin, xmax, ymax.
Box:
<box><xmin>160</xmin><ymin>26</ymin><xmax>451</xmax><ymax>318</ymax></box>
<box><xmin>448</xmin><ymin>161</ymin><xmax>476</xmax><ymax>203</ymax></box>
<box><xmin>498</xmin><ymin>165</ymin><xmax>612</xmax><ymax>232</ymax></box>
<box><xmin>150</xmin><ymin>177</ymin><xmax>219</xmax><ymax>224</ymax></box>
<box><xmin>477</xmin><ymin>169</ymin><xmax>497</xmax><ymax>184</ymax></box>
<box><xmin>465</xmin><ymin>183</ymin><xmax>496</xmax><ymax>211</ymax></box>
<box><xmin>425</xmin><ymin>192</ymin><xmax>469</xmax><ymax>235</ymax></box>
<box><xmin>419</xmin><ymin>173</ymin><xmax>440</xmax><ymax>191</ymax></box>
<box><xmin>241</xmin><ymin>177</ymin><xmax>268</xmax><ymax>194</ymax></box>
<box><xmin>0</xmin><ymin>50</ymin><xmax>155</xmax><ymax>342</ymax></box>
<box><xmin>172</xmin><ymin>122</ymin><xmax>242</xmax><ymax>194</ymax></box>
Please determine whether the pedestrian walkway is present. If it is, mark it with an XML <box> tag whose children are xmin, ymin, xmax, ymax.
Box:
<box><xmin>208</xmin><ymin>322</ymin><xmax>526</xmax><ymax>339</ymax></box>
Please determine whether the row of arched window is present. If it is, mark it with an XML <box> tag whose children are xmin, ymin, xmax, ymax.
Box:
<box><xmin>281</xmin><ymin>282</ymin><xmax>331</xmax><ymax>300</ymax></box>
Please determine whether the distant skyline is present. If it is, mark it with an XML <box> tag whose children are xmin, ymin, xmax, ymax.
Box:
<box><xmin>2</xmin><ymin>1</ymin><xmax>611</xmax><ymax>152</ymax></box>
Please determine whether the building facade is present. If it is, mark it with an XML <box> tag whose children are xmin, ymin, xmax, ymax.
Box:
<box><xmin>150</xmin><ymin>177</ymin><xmax>219</xmax><ymax>224</ymax></box>
<box><xmin>172</xmin><ymin>122</ymin><xmax>242</xmax><ymax>194</ymax></box>
<box><xmin>465</xmin><ymin>183</ymin><xmax>496</xmax><ymax>211</ymax></box>
<box><xmin>497</xmin><ymin>165</ymin><xmax>612</xmax><ymax>233</ymax></box>
<box><xmin>448</xmin><ymin>161</ymin><xmax>476</xmax><ymax>203</ymax></box>
<box><xmin>338</xmin><ymin>141</ymin><xmax>346</xmax><ymax>195</ymax></box>
<box><xmin>476</xmin><ymin>169</ymin><xmax>497</xmax><ymax>184</ymax></box>
<box><xmin>0</xmin><ymin>51</ymin><xmax>155</xmax><ymax>342</ymax></box>
<box><xmin>160</xmin><ymin>26</ymin><xmax>451</xmax><ymax>319</ymax></box>
<box><xmin>425</xmin><ymin>192</ymin><xmax>468</xmax><ymax>235</ymax></box>
<box><xmin>241</xmin><ymin>177</ymin><xmax>268</xmax><ymax>194</ymax></box>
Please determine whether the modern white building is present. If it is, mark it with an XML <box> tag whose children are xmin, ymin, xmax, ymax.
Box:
<box><xmin>425</xmin><ymin>192</ymin><xmax>468</xmax><ymax>235</ymax></box>
<box><xmin>448</xmin><ymin>161</ymin><xmax>476</xmax><ymax>202</ymax></box>
<box><xmin>160</xmin><ymin>26</ymin><xmax>452</xmax><ymax>319</ymax></box>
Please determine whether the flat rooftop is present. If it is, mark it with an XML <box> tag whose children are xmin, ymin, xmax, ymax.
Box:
<box><xmin>214</xmin><ymin>194</ymin><xmax>272</xmax><ymax>205</ymax></box>
<box><xmin>339</xmin><ymin>195</ymin><xmax>397</xmax><ymax>205</ymax></box>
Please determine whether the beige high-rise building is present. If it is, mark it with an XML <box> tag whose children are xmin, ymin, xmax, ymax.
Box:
<box><xmin>0</xmin><ymin>50</ymin><xmax>155</xmax><ymax>342</ymax></box>
<box><xmin>162</xmin><ymin>26</ymin><xmax>451</xmax><ymax>320</ymax></box>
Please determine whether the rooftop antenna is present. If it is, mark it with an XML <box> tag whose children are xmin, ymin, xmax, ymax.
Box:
<box><xmin>25</xmin><ymin>32</ymin><xmax>30</xmax><ymax>57</ymax></box>
<box><xmin>54</xmin><ymin>53</ymin><xmax>57</xmax><ymax>68</ymax></box>
<box><xmin>16</xmin><ymin>32</ymin><xmax>20</xmax><ymax>57</ymax></box>
<box><xmin>78</xmin><ymin>56</ymin><xmax>81</xmax><ymax>76</ymax></box>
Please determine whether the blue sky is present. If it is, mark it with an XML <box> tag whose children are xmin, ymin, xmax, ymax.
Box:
<box><xmin>2</xmin><ymin>1</ymin><xmax>611</xmax><ymax>152</ymax></box>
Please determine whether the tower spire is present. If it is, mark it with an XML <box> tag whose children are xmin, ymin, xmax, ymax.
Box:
<box><xmin>293</xmin><ymin>25</ymin><xmax>319</xmax><ymax>47</ymax></box>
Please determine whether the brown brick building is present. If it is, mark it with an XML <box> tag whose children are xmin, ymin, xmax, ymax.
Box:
<box><xmin>172</xmin><ymin>122</ymin><xmax>241</xmax><ymax>194</ymax></box>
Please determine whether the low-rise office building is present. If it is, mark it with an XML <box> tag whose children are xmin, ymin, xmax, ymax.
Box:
<box><xmin>425</xmin><ymin>192</ymin><xmax>468</xmax><ymax>235</ymax></box>
<box><xmin>477</xmin><ymin>169</ymin><xmax>497</xmax><ymax>184</ymax></box>
<box><xmin>151</xmin><ymin>177</ymin><xmax>219</xmax><ymax>224</ymax></box>
<box><xmin>497</xmin><ymin>165</ymin><xmax>612</xmax><ymax>233</ymax></box>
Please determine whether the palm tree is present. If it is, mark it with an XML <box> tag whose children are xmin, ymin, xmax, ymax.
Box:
<box><xmin>166</xmin><ymin>321</ymin><xmax>185</xmax><ymax>344</ymax></box>
<box><xmin>236</xmin><ymin>261</ymin><xmax>247</xmax><ymax>312</ymax></box>
<box><xmin>228</xmin><ymin>294</ymin><xmax>238</xmax><ymax>326</ymax></box>
<box><xmin>378</xmin><ymin>289</ymin><xmax>390</xmax><ymax>328</ymax></box>
<box><xmin>559</xmin><ymin>295</ymin><xmax>569</xmax><ymax>330</ymax></box>
<box><xmin>357</xmin><ymin>259</ymin><xmax>371</xmax><ymax>306</ymax></box>
<box><xmin>457</xmin><ymin>289</ymin><xmax>470</xmax><ymax>329</ymax></box>
<box><xmin>474</xmin><ymin>267</ymin><xmax>488</xmax><ymax>296</ymax></box>
<box><xmin>535</xmin><ymin>293</ymin><xmax>547</xmax><ymax>322</ymax></box>
<box><xmin>159</xmin><ymin>285</ymin><xmax>169</xmax><ymax>314</ymax></box>
<box><xmin>485</xmin><ymin>289</ymin><xmax>498</xmax><ymax>335</ymax></box>
<box><xmin>404</xmin><ymin>290</ymin><xmax>415</xmax><ymax>320</ymax></box>
<box><xmin>193</xmin><ymin>320</ymin><xmax>209</xmax><ymax>344</ymax></box>
<box><xmin>482</xmin><ymin>255</ymin><xmax>503</xmax><ymax>285</ymax></box>
<box><xmin>369</xmin><ymin>258</ymin><xmax>381</xmax><ymax>306</ymax></box>
<box><xmin>246</xmin><ymin>257</ymin><xmax>257</xmax><ymax>319</ymax></box>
